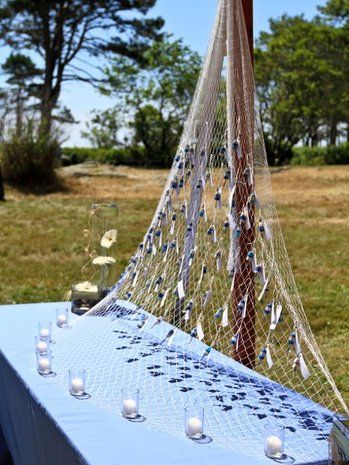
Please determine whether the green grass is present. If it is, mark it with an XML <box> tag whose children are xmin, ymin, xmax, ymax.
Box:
<box><xmin>0</xmin><ymin>165</ymin><xmax>348</xmax><ymax>404</ymax></box>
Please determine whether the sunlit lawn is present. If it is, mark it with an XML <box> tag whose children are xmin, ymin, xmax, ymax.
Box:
<box><xmin>0</xmin><ymin>164</ymin><xmax>348</xmax><ymax>403</ymax></box>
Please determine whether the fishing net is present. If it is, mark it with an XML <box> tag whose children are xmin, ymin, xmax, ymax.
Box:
<box><xmin>53</xmin><ymin>0</ymin><xmax>348</xmax><ymax>460</ymax></box>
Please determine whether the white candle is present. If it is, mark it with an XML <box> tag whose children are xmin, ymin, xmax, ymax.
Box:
<box><xmin>56</xmin><ymin>314</ymin><xmax>68</xmax><ymax>328</ymax></box>
<box><xmin>265</xmin><ymin>435</ymin><xmax>283</xmax><ymax>456</ymax></box>
<box><xmin>123</xmin><ymin>399</ymin><xmax>138</xmax><ymax>418</ymax></box>
<box><xmin>36</xmin><ymin>341</ymin><xmax>48</xmax><ymax>354</ymax></box>
<box><xmin>39</xmin><ymin>328</ymin><xmax>50</xmax><ymax>339</ymax></box>
<box><xmin>38</xmin><ymin>358</ymin><xmax>51</xmax><ymax>373</ymax></box>
<box><xmin>70</xmin><ymin>378</ymin><xmax>85</xmax><ymax>395</ymax></box>
<box><xmin>186</xmin><ymin>417</ymin><xmax>203</xmax><ymax>437</ymax></box>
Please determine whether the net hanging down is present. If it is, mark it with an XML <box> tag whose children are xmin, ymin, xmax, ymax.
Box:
<box><xmin>54</xmin><ymin>0</ymin><xmax>348</xmax><ymax>460</ymax></box>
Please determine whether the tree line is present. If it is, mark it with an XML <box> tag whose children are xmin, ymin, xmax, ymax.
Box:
<box><xmin>0</xmin><ymin>0</ymin><xmax>348</xmax><ymax>196</ymax></box>
<box><xmin>255</xmin><ymin>0</ymin><xmax>349</xmax><ymax>165</ymax></box>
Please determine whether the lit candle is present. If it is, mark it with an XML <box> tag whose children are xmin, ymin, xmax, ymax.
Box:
<box><xmin>38</xmin><ymin>357</ymin><xmax>51</xmax><ymax>373</ymax></box>
<box><xmin>70</xmin><ymin>378</ymin><xmax>85</xmax><ymax>395</ymax></box>
<box><xmin>123</xmin><ymin>398</ymin><xmax>138</xmax><ymax>418</ymax></box>
<box><xmin>56</xmin><ymin>314</ymin><xmax>68</xmax><ymax>328</ymax></box>
<box><xmin>39</xmin><ymin>328</ymin><xmax>50</xmax><ymax>339</ymax></box>
<box><xmin>36</xmin><ymin>340</ymin><xmax>48</xmax><ymax>354</ymax></box>
<box><xmin>186</xmin><ymin>417</ymin><xmax>203</xmax><ymax>438</ymax></box>
<box><xmin>265</xmin><ymin>435</ymin><xmax>283</xmax><ymax>456</ymax></box>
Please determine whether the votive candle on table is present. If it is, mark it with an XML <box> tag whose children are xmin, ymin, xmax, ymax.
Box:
<box><xmin>69</xmin><ymin>369</ymin><xmax>86</xmax><ymax>397</ymax></box>
<box><xmin>56</xmin><ymin>308</ymin><xmax>68</xmax><ymax>328</ymax></box>
<box><xmin>264</xmin><ymin>425</ymin><xmax>285</xmax><ymax>458</ymax></box>
<box><xmin>35</xmin><ymin>336</ymin><xmax>49</xmax><ymax>355</ymax></box>
<box><xmin>185</xmin><ymin>405</ymin><xmax>204</xmax><ymax>439</ymax></box>
<box><xmin>121</xmin><ymin>389</ymin><xmax>139</xmax><ymax>419</ymax></box>
<box><xmin>39</xmin><ymin>322</ymin><xmax>52</xmax><ymax>341</ymax></box>
<box><xmin>36</xmin><ymin>350</ymin><xmax>52</xmax><ymax>376</ymax></box>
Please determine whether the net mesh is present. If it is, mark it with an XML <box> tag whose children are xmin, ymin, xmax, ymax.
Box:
<box><xmin>54</xmin><ymin>0</ymin><xmax>348</xmax><ymax>459</ymax></box>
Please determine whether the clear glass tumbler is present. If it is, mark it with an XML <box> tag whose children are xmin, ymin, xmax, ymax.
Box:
<box><xmin>35</xmin><ymin>336</ymin><xmax>50</xmax><ymax>355</ymax></box>
<box><xmin>69</xmin><ymin>369</ymin><xmax>86</xmax><ymax>397</ymax></box>
<box><xmin>56</xmin><ymin>308</ymin><xmax>69</xmax><ymax>328</ymax></box>
<box><xmin>38</xmin><ymin>321</ymin><xmax>52</xmax><ymax>342</ymax></box>
<box><xmin>264</xmin><ymin>425</ymin><xmax>285</xmax><ymax>459</ymax></box>
<box><xmin>36</xmin><ymin>350</ymin><xmax>53</xmax><ymax>376</ymax></box>
<box><xmin>185</xmin><ymin>405</ymin><xmax>204</xmax><ymax>439</ymax></box>
<box><xmin>121</xmin><ymin>388</ymin><xmax>139</xmax><ymax>419</ymax></box>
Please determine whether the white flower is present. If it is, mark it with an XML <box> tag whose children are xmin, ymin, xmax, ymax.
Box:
<box><xmin>92</xmin><ymin>256</ymin><xmax>116</xmax><ymax>266</ymax></box>
<box><xmin>101</xmin><ymin>229</ymin><xmax>117</xmax><ymax>249</ymax></box>
<box><xmin>74</xmin><ymin>281</ymin><xmax>98</xmax><ymax>293</ymax></box>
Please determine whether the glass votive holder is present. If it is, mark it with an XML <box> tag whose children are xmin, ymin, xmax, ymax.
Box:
<box><xmin>69</xmin><ymin>369</ymin><xmax>86</xmax><ymax>397</ymax></box>
<box><xmin>185</xmin><ymin>405</ymin><xmax>205</xmax><ymax>440</ymax></box>
<box><xmin>36</xmin><ymin>350</ymin><xmax>53</xmax><ymax>376</ymax></box>
<box><xmin>121</xmin><ymin>389</ymin><xmax>139</xmax><ymax>419</ymax></box>
<box><xmin>35</xmin><ymin>336</ymin><xmax>50</xmax><ymax>355</ymax></box>
<box><xmin>264</xmin><ymin>425</ymin><xmax>285</xmax><ymax>459</ymax></box>
<box><xmin>38</xmin><ymin>321</ymin><xmax>52</xmax><ymax>342</ymax></box>
<box><xmin>56</xmin><ymin>307</ymin><xmax>69</xmax><ymax>328</ymax></box>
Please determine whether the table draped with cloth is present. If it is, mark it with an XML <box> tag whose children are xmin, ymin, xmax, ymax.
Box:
<box><xmin>0</xmin><ymin>301</ymin><xmax>332</xmax><ymax>465</ymax></box>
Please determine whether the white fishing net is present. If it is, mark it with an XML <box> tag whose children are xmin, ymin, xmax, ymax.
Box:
<box><xmin>53</xmin><ymin>0</ymin><xmax>348</xmax><ymax>460</ymax></box>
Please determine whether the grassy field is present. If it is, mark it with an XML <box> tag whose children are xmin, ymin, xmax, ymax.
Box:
<box><xmin>0</xmin><ymin>163</ymin><xmax>348</xmax><ymax>403</ymax></box>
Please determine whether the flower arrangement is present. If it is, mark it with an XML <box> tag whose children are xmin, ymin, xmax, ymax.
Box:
<box><xmin>71</xmin><ymin>203</ymin><xmax>118</xmax><ymax>314</ymax></box>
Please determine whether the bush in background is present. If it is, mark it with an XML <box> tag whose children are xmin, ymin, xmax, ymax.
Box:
<box><xmin>291</xmin><ymin>143</ymin><xmax>349</xmax><ymax>166</ymax></box>
<box><xmin>62</xmin><ymin>146</ymin><xmax>152</xmax><ymax>167</ymax></box>
<box><xmin>63</xmin><ymin>143</ymin><xmax>349</xmax><ymax>169</ymax></box>
<box><xmin>291</xmin><ymin>147</ymin><xmax>326</xmax><ymax>166</ymax></box>
<box><xmin>1</xmin><ymin>123</ymin><xmax>59</xmax><ymax>187</ymax></box>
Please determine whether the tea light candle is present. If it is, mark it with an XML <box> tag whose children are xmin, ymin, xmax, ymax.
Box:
<box><xmin>38</xmin><ymin>358</ymin><xmax>51</xmax><ymax>373</ymax></box>
<box><xmin>123</xmin><ymin>398</ymin><xmax>138</xmax><ymax>418</ymax></box>
<box><xmin>265</xmin><ymin>435</ymin><xmax>283</xmax><ymax>456</ymax></box>
<box><xmin>186</xmin><ymin>417</ymin><xmax>203</xmax><ymax>437</ymax></box>
<box><xmin>36</xmin><ymin>340</ymin><xmax>48</xmax><ymax>354</ymax></box>
<box><xmin>56</xmin><ymin>314</ymin><xmax>68</xmax><ymax>328</ymax></box>
<box><xmin>70</xmin><ymin>378</ymin><xmax>85</xmax><ymax>395</ymax></box>
<box><xmin>39</xmin><ymin>328</ymin><xmax>50</xmax><ymax>339</ymax></box>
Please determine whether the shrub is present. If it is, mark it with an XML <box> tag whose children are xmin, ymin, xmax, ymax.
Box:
<box><xmin>324</xmin><ymin>144</ymin><xmax>349</xmax><ymax>165</ymax></box>
<box><xmin>1</xmin><ymin>124</ymin><xmax>59</xmax><ymax>186</ymax></box>
<box><xmin>61</xmin><ymin>146</ymin><xmax>146</xmax><ymax>167</ymax></box>
<box><xmin>291</xmin><ymin>147</ymin><xmax>326</xmax><ymax>166</ymax></box>
<box><xmin>292</xmin><ymin>143</ymin><xmax>349</xmax><ymax>166</ymax></box>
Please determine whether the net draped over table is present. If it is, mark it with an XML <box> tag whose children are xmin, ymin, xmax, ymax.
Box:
<box><xmin>54</xmin><ymin>0</ymin><xmax>348</xmax><ymax>461</ymax></box>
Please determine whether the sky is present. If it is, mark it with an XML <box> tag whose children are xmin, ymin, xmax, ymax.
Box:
<box><xmin>5</xmin><ymin>0</ymin><xmax>327</xmax><ymax>146</ymax></box>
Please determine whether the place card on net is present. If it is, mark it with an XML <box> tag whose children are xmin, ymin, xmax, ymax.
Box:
<box><xmin>222</xmin><ymin>303</ymin><xmax>229</xmax><ymax>328</ymax></box>
<box><xmin>177</xmin><ymin>280</ymin><xmax>185</xmax><ymax>300</ymax></box>
<box><xmin>197</xmin><ymin>321</ymin><xmax>205</xmax><ymax>341</ymax></box>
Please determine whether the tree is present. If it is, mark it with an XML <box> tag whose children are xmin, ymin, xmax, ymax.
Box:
<box><xmin>318</xmin><ymin>0</ymin><xmax>349</xmax><ymax>143</ymax></box>
<box><xmin>255</xmin><ymin>17</ymin><xmax>322</xmax><ymax>163</ymax></box>
<box><xmin>101</xmin><ymin>37</ymin><xmax>201</xmax><ymax>166</ymax></box>
<box><xmin>2</xmin><ymin>53</ymin><xmax>41</xmax><ymax>136</ymax></box>
<box><xmin>318</xmin><ymin>0</ymin><xmax>349</xmax><ymax>26</ymax></box>
<box><xmin>130</xmin><ymin>104</ymin><xmax>183</xmax><ymax>167</ymax></box>
<box><xmin>81</xmin><ymin>108</ymin><xmax>121</xmax><ymax>148</ymax></box>
<box><xmin>0</xmin><ymin>91</ymin><xmax>9</xmax><ymax>200</ymax></box>
<box><xmin>255</xmin><ymin>12</ymin><xmax>349</xmax><ymax>164</ymax></box>
<box><xmin>0</xmin><ymin>90</ymin><xmax>9</xmax><ymax>142</ymax></box>
<box><xmin>0</xmin><ymin>0</ymin><xmax>164</xmax><ymax>135</ymax></box>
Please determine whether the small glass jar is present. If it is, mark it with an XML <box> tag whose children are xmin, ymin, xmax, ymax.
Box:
<box><xmin>56</xmin><ymin>308</ymin><xmax>69</xmax><ymax>328</ymax></box>
<box><xmin>121</xmin><ymin>389</ymin><xmax>139</xmax><ymax>419</ymax></box>
<box><xmin>69</xmin><ymin>369</ymin><xmax>86</xmax><ymax>397</ymax></box>
<box><xmin>185</xmin><ymin>405</ymin><xmax>204</xmax><ymax>439</ymax></box>
<box><xmin>36</xmin><ymin>350</ymin><xmax>53</xmax><ymax>376</ymax></box>
<box><xmin>264</xmin><ymin>425</ymin><xmax>285</xmax><ymax>459</ymax></box>
<box><xmin>35</xmin><ymin>336</ymin><xmax>50</xmax><ymax>355</ymax></box>
<box><xmin>38</xmin><ymin>321</ymin><xmax>52</xmax><ymax>342</ymax></box>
